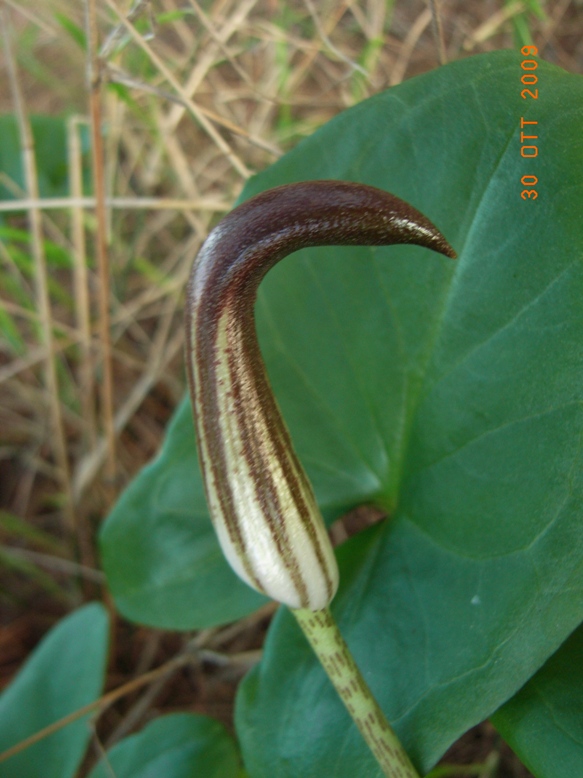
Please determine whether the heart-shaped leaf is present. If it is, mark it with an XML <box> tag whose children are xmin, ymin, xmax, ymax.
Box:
<box><xmin>0</xmin><ymin>604</ymin><xmax>109</xmax><ymax>778</ymax></box>
<box><xmin>101</xmin><ymin>49</ymin><xmax>583</xmax><ymax>774</ymax></box>
<box><xmin>87</xmin><ymin>713</ymin><xmax>243</xmax><ymax>778</ymax></box>
<box><xmin>492</xmin><ymin>623</ymin><xmax>583</xmax><ymax>778</ymax></box>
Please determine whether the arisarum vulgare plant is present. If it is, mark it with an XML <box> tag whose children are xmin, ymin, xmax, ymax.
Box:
<box><xmin>96</xmin><ymin>51</ymin><xmax>583</xmax><ymax>778</ymax></box>
<box><xmin>184</xmin><ymin>179</ymin><xmax>456</xmax><ymax>777</ymax></box>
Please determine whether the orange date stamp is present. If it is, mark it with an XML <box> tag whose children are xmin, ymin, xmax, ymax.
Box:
<box><xmin>520</xmin><ymin>45</ymin><xmax>539</xmax><ymax>200</ymax></box>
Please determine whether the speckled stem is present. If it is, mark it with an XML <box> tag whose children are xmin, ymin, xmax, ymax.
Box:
<box><xmin>185</xmin><ymin>180</ymin><xmax>456</xmax><ymax>611</ymax></box>
<box><xmin>293</xmin><ymin>607</ymin><xmax>420</xmax><ymax>778</ymax></box>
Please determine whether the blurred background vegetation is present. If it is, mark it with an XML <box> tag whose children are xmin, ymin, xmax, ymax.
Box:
<box><xmin>0</xmin><ymin>1</ymin><xmax>580</xmax><ymax>775</ymax></box>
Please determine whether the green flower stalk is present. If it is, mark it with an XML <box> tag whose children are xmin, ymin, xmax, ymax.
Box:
<box><xmin>185</xmin><ymin>180</ymin><xmax>456</xmax><ymax>777</ymax></box>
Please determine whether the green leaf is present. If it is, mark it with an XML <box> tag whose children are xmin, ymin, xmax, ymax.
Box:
<box><xmin>0</xmin><ymin>116</ymin><xmax>71</xmax><ymax>201</ymax></box>
<box><xmin>54</xmin><ymin>12</ymin><xmax>86</xmax><ymax>51</ymax></box>
<box><xmin>87</xmin><ymin>713</ymin><xmax>243</xmax><ymax>778</ymax></box>
<box><xmin>0</xmin><ymin>306</ymin><xmax>25</xmax><ymax>354</ymax></box>
<box><xmin>0</xmin><ymin>603</ymin><xmax>109</xmax><ymax>778</ymax></box>
<box><xmin>492</xmin><ymin>624</ymin><xmax>583</xmax><ymax>778</ymax></box>
<box><xmin>0</xmin><ymin>226</ymin><xmax>73</xmax><ymax>268</ymax></box>
<box><xmin>102</xmin><ymin>49</ymin><xmax>583</xmax><ymax>774</ymax></box>
<box><xmin>0</xmin><ymin>509</ymin><xmax>62</xmax><ymax>551</ymax></box>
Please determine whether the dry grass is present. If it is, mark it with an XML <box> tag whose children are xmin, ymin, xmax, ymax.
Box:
<box><xmin>0</xmin><ymin>0</ymin><xmax>580</xmax><ymax>775</ymax></box>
